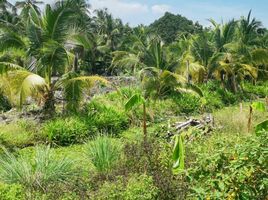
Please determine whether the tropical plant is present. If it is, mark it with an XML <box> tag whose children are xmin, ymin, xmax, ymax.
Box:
<box><xmin>0</xmin><ymin>0</ymin><xmax>108</xmax><ymax>113</ymax></box>
<box><xmin>0</xmin><ymin>146</ymin><xmax>75</xmax><ymax>193</ymax></box>
<box><xmin>43</xmin><ymin>117</ymin><xmax>89</xmax><ymax>146</ymax></box>
<box><xmin>172</xmin><ymin>134</ymin><xmax>185</xmax><ymax>174</ymax></box>
<box><xmin>85</xmin><ymin>135</ymin><xmax>122</xmax><ymax>173</ymax></box>
<box><xmin>248</xmin><ymin>101</ymin><xmax>266</xmax><ymax>132</ymax></box>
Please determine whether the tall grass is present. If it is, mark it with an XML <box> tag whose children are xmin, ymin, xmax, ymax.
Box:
<box><xmin>85</xmin><ymin>135</ymin><xmax>121</xmax><ymax>173</ymax></box>
<box><xmin>0</xmin><ymin>146</ymin><xmax>75</xmax><ymax>192</ymax></box>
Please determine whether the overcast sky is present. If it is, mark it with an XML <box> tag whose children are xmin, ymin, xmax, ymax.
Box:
<box><xmin>9</xmin><ymin>0</ymin><xmax>268</xmax><ymax>27</ymax></box>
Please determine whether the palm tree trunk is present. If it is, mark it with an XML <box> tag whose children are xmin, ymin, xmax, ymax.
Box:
<box><xmin>43</xmin><ymin>87</ymin><xmax>55</xmax><ymax>115</ymax></box>
<box><xmin>231</xmin><ymin>75</ymin><xmax>238</xmax><ymax>92</ymax></box>
<box><xmin>73</xmin><ymin>52</ymin><xmax>79</xmax><ymax>72</ymax></box>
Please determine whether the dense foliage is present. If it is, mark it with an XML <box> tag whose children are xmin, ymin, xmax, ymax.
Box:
<box><xmin>149</xmin><ymin>12</ymin><xmax>202</xmax><ymax>44</ymax></box>
<box><xmin>0</xmin><ymin>0</ymin><xmax>267</xmax><ymax>199</ymax></box>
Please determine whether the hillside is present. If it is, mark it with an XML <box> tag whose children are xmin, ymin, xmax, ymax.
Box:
<box><xmin>149</xmin><ymin>12</ymin><xmax>202</xmax><ymax>43</ymax></box>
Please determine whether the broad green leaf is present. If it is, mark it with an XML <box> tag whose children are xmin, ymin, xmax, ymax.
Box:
<box><xmin>251</xmin><ymin>102</ymin><xmax>266</xmax><ymax>112</ymax></box>
<box><xmin>172</xmin><ymin>134</ymin><xmax>185</xmax><ymax>174</ymax></box>
<box><xmin>255</xmin><ymin>120</ymin><xmax>268</xmax><ymax>136</ymax></box>
<box><xmin>125</xmin><ymin>94</ymin><xmax>145</xmax><ymax>111</ymax></box>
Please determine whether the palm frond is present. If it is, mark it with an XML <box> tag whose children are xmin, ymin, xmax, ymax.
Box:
<box><xmin>0</xmin><ymin>62</ymin><xmax>24</xmax><ymax>74</ymax></box>
<box><xmin>0</xmin><ymin>70</ymin><xmax>47</xmax><ymax>107</ymax></box>
<box><xmin>57</xmin><ymin>72</ymin><xmax>108</xmax><ymax>112</ymax></box>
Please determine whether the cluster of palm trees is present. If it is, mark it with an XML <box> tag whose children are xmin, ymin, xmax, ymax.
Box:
<box><xmin>169</xmin><ymin>12</ymin><xmax>268</xmax><ymax>92</ymax></box>
<box><xmin>0</xmin><ymin>0</ymin><xmax>267</xmax><ymax>113</ymax></box>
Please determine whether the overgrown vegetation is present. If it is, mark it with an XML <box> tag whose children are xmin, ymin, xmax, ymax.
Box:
<box><xmin>0</xmin><ymin>0</ymin><xmax>267</xmax><ymax>199</ymax></box>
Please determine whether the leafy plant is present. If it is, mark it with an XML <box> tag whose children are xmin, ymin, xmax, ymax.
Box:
<box><xmin>86</xmin><ymin>100</ymin><xmax>128</xmax><ymax>134</ymax></box>
<box><xmin>94</xmin><ymin>174</ymin><xmax>159</xmax><ymax>200</ymax></box>
<box><xmin>43</xmin><ymin>117</ymin><xmax>89</xmax><ymax>146</ymax></box>
<box><xmin>0</xmin><ymin>183</ymin><xmax>25</xmax><ymax>200</ymax></box>
<box><xmin>173</xmin><ymin>93</ymin><xmax>202</xmax><ymax>115</ymax></box>
<box><xmin>188</xmin><ymin>131</ymin><xmax>268</xmax><ymax>199</ymax></box>
<box><xmin>255</xmin><ymin>120</ymin><xmax>268</xmax><ymax>136</ymax></box>
<box><xmin>172</xmin><ymin>134</ymin><xmax>185</xmax><ymax>174</ymax></box>
<box><xmin>125</xmin><ymin>174</ymin><xmax>159</xmax><ymax>200</ymax></box>
<box><xmin>248</xmin><ymin>101</ymin><xmax>266</xmax><ymax>132</ymax></box>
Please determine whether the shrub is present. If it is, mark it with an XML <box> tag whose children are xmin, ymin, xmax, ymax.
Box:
<box><xmin>0</xmin><ymin>183</ymin><xmax>25</xmax><ymax>200</ymax></box>
<box><xmin>106</xmin><ymin>86</ymin><xmax>141</xmax><ymax>102</ymax></box>
<box><xmin>121</xmin><ymin>139</ymin><xmax>187</xmax><ymax>200</ymax></box>
<box><xmin>85</xmin><ymin>100</ymin><xmax>128</xmax><ymax>134</ymax></box>
<box><xmin>173</xmin><ymin>94</ymin><xmax>202</xmax><ymax>115</ymax></box>
<box><xmin>0</xmin><ymin>120</ymin><xmax>41</xmax><ymax>149</ymax></box>
<box><xmin>94</xmin><ymin>177</ymin><xmax>125</xmax><ymax>200</ymax></box>
<box><xmin>203</xmin><ymin>91</ymin><xmax>224</xmax><ymax>112</ymax></box>
<box><xmin>43</xmin><ymin>117</ymin><xmax>89</xmax><ymax>146</ymax></box>
<box><xmin>94</xmin><ymin>174</ymin><xmax>159</xmax><ymax>200</ymax></box>
<box><xmin>85</xmin><ymin>135</ymin><xmax>122</xmax><ymax>173</ymax></box>
<box><xmin>0</xmin><ymin>146</ymin><xmax>76</xmax><ymax>193</ymax></box>
<box><xmin>217</xmin><ymin>89</ymin><xmax>238</xmax><ymax>105</ymax></box>
<box><xmin>125</xmin><ymin>174</ymin><xmax>159</xmax><ymax>200</ymax></box>
<box><xmin>188</xmin><ymin>131</ymin><xmax>268</xmax><ymax>199</ymax></box>
<box><xmin>243</xmin><ymin>82</ymin><xmax>268</xmax><ymax>98</ymax></box>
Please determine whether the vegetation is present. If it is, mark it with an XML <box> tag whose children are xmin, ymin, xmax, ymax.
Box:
<box><xmin>0</xmin><ymin>0</ymin><xmax>267</xmax><ymax>199</ymax></box>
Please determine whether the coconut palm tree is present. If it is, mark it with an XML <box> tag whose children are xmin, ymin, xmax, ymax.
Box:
<box><xmin>0</xmin><ymin>0</ymin><xmax>108</xmax><ymax>113</ymax></box>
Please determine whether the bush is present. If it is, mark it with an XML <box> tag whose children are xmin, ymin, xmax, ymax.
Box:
<box><xmin>0</xmin><ymin>183</ymin><xmax>25</xmax><ymax>200</ymax></box>
<box><xmin>188</xmin><ymin>131</ymin><xmax>268</xmax><ymax>199</ymax></box>
<box><xmin>0</xmin><ymin>120</ymin><xmax>41</xmax><ymax>149</ymax></box>
<box><xmin>85</xmin><ymin>135</ymin><xmax>122</xmax><ymax>173</ymax></box>
<box><xmin>125</xmin><ymin>174</ymin><xmax>159</xmax><ymax>200</ymax></box>
<box><xmin>94</xmin><ymin>177</ymin><xmax>125</xmax><ymax>200</ymax></box>
<box><xmin>202</xmin><ymin>91</ymin><xmax>224</xmax><ymax>112</ymax></box>
<box><xmin>243</xmin><ymin>82</ymin><xmax>268</xmax><ymax>98</ymax></box>
<box><xmin>43</xmin><ymin>117</ymin><xmax>89</xmax><ymax>146</ymax></box>
<box><xmin>0</xmin><ymin>146</ymin><xmax>76</xmax><ymax>193</ymax></box>
<box><xmin>94</xmin><ymin>174</ymin><xmax>159</xmax><ymax>200</ymax></box>
<box><xmin>85</xmin><ymin>100</ymin><xmax>128</xmax><ymax>134</ymax></box>
<box><xmin>121</xmin><ymin>139</ymin><xmax>187</xmax><ymax>200</ymax></box>
<box><xmin>173</xmin><ymin>94</ymin><xmax>202</xmax><ymax>115</ymax></box>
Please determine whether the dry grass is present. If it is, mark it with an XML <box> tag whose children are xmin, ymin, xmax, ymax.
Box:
<box><xmin>214</xmin><ymin>102</ymin><xmax>268</xmax><ymax>134</ymax></box>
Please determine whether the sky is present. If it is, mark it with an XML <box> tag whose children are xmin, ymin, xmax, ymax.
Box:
<box><xmin>10</xmin><ymin>0</ymin><xmax>268</xmax><ymax>27</ymax></box>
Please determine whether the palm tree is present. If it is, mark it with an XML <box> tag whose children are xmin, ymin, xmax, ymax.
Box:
<box><xmin>0</xmin><ymin>0</ymin><xmax>108</xmax><ymax>113</ymax></box>
<box><xmin>93</xmin><ymin>9</ymin><xmax>123</xmax><ymax>52</ymax></box>
<box><xmin>15</xmin><ymin>0</ymin><xmax>43</xmax><ymax>24</ymax></box>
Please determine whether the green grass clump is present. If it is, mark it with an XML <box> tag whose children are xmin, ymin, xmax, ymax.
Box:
<box><xmin>0</xmin><ymin>146</ymin><xmax>76</xmax><ymax>194</ymax></box>
<box><xmin>85</xmin><ymin>135</ymin><xmax>122</xmax><ymax>173</ymax></box>
<box><xmin>43</xmin><ymin>117</ymin><xmax>90</xmax><ymax>146</ymax></box>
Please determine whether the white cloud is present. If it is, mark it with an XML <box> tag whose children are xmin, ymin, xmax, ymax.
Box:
<box><xmin>151</xmin><ymin>4</ymin><xmax>171</xmax><ymax>15</ymax></box>
<box><xmin>89</xmin><ymin>0</ymin><xmax>149</xmax><ymax>16</ymax></box>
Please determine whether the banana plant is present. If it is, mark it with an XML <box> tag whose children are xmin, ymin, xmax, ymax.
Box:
<box><xmin>172</xmin><ymin>134</ymin><xmax>185</xmax><ymax>174</ymax></box>
<box><xmin>125</xmin><ymin>93</ymin><xmax>147</xmax><ymax>144</ymax></box>
<box><xmin>255</xmin><ymin>120</ymin><xmax>268</xmax><ymax>136</ymax></box>
<box><xmin>248</xmin><ymin>101</ymin><xmax>266</xmax><ymax>132</ymax></box>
